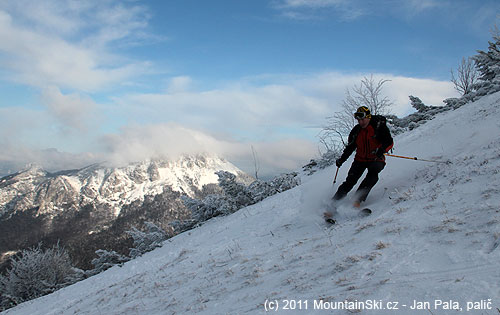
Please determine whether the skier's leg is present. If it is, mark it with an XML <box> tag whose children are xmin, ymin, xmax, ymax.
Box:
<box><xmin>354</xmin><ymin>161</ymin><xmax>385</xmax><ymax>202</ymax></box>
<box><xmin>333</xmin><ymin>161</ymin><xmax>366</xmax><ymax>201</ymax></box>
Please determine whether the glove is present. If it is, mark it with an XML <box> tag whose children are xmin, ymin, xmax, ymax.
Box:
<box><xmin>336</xmin><ymin>157</ymin><xmax>345</xmax><ymax>167</ymax></box>
<box><xmin>375</xmin><ymin>147</ymin><xmax>385</xmax><ymax>159</ymax></box>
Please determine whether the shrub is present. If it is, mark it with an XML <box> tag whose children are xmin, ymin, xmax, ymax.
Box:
<box><xmin>88</xmin><ymin>250</ymin><xmax>130</xmax><ymax>276</ymax></box>
<box><xmin>0</xmin><ymin>243</ymin><xmax>82</xmax><ymax>310</ymax></box>
<box><xmin>126</xmin><ymin>222</ymin><xmax>168</xmax><ymax>259</ymax></box>
<box><xmin>178</xmin><ymin>171</ymin><xmax>301</xmax><ymax>230</ymax></box>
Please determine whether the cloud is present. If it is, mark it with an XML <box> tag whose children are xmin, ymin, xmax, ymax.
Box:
<box><xmin>115</xmin><ymin>71</ymin><xmax>456</xmax><ymax>135</ymax></box>
<box><xmin>116</xmin><ymin>83</ymin><xmax>331</xmax><ymax>137</ymax></box>
<box><xmin>99</xmin><ymin>123</ymin><xmax>233</xmax><ymax>166</ymax></box>
<box><xmin>405</xmin><ymin>0</ymin><xmax>440</xmax><ymax>13</ymax></box>
<box><xmin>272</xmin><ymin>0</ymin><xmax>446</xmax><ymax>21</ymax></box>
<box><xmin>41</xmin><ymin>86</ymin><xmax>97</xmax><ymax>132</ymax></box>
<box><xmin>0</xmin><ymin>142</ymin><xmax>99</xmax><ymax>176</ymax></box>
<box><xmin>0</xmin><ymin>0</ymin><xmax>153</xmax><ymax>43</ymax></box>
<box><xmin>98</xmin><ymin>123</ymin><xmax>318</xmax><ymax>178</ymax></box>
<box><xmin>278</xmin><ymin>0</ymin><xmax>346</xmax><ymax>8</ymax></box>
<box><xmin>167</xmin><ymin>76</ymin><xmax>194</xmax><ymax>94</ymax></box>
<box><xmin>0</xmin><ymin>1</ymin><xmax>155</xmax><ymax>92</ymax></box>
<box><xmin>468</xmin><ymin>3</ymin><xmax>500</xmax><ymax>36</ymax></box>
<box><xmin>0</xmin><ymin>107</ymin><xmax>51</xmax><ymax>145</ymax></box>
<box><xmin>273</xmin><ymin>0</ymin><xmax>364</xmax><ymax>20</ymax></box>
<box><xmin>1</xmin><ymin>0</ymin><xmax>85</xmax><ymax>36</ymax></box>
<box><xmin>247</xmin><ymin>139</ymin><xmax>318</xmax><ymax>171</ymax></box>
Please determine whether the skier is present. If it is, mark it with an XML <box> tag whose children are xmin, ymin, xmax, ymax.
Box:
<box><xmin>331</xmin><ymin>106</ymin><xmax>394</xmax><ymax>209</ymax></box>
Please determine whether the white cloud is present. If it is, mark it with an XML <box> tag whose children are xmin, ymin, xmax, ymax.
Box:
<box><xmin>0</xmin><ymin>107</ymin><xmax>50</xmax><ymax>145</ymax></box>
<box><xmin>116</xmin><ymin>83</ymin><xmax>332</xmax><ymax>138</ymax></box>
<box><xmin>0</xmin><ymin>144</ymin><xmax>98</xmax><ymax>176</ymax></box>
<box><xmin>2</xmin><ymin>0</ymin><xmax>84</xmax><ymax>36</ymax></box>
<box><xmin>100</xmin><ymin>123</ymin><xmax>233</xmax><ymax>166</ymax></box>
<box><xmin>41</xmin><ymin>86</ymin><xmax>97</xmax><ymax>131</ymax></box>
<box><xmin>278</xmin><ymin>0</ymin><xmax>346</xmax><ymax>9</ymax></box>
<box><xmin>98</xmin><ymin>123</ymin><xmax>318</xmax><ymax>177</ymax></box>
<box><xmin>273</xmin><ymin>0</ymin><xmax>446</xmax><ymax>21</ymax></box>
<box><xmin>0</xmin><ymin>106</ymin><xmax>100</xmax><ymax>175</ymax></box>
<box><xmin>118</xmin><ymin>71</ymin><xmax>454</xmax><ymax>128</ymax></box>
<box><xmin>406</xmin><ymin>0</ymin><xmax>440</xmax><ymax>13</ymax></box>
<box><xmin>167</xmin><ymin>76</ymin><xmax>194</xmax><ymax>94</ymax></box>
<box><xmin>274</xmin><ymin>0</ymin><xmax>364</xmax><ymax>20</ymax></box>
<box><xmin>248</xmin><ymin>139</ymin><xmax>318</xmax><ymax>171</ymax></box>
<box><xmin>0</xmin><ymin>1</ymin><xmax>154</xmax><ymax>92</ymax></box>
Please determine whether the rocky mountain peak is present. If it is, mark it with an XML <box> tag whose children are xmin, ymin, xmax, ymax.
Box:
<box><xmin>0</xmin><ymin>154</ymin><xmax>250</xmax><ymax>218</ymax></box>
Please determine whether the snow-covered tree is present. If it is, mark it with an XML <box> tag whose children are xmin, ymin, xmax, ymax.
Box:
<box><xmin>269</xmin><ymin>172</ymin><xmax>300</xmax><ymax>193</ymax></box>
<box><xmin>409</xmin><ymin>95</ymin><xmax>427</xmax><ymax>112</ymax></box>
<box><xmin>181</xmin><ymin>171</ymin><xmax>251</xmax><ymax>225</ymax></box>
<box><xmin>0</xmin><ymin>243</ymin><xmax>82</xmax><ymax>310</ymax></box>
<box><xmin>181</xmin><ymin>194</ymin><xmax>235</xmax><ymax>223</ymax></box>
<box><xmin>473</xmin><ymin>34</ymin><xmax>500</xmax><ymax>83</ymax></box>
<box><xmin>248</xmin><ymin>180</ymin><xmax>275</xmax><ymax>203</ymax></box>
<box><xmin>472</xmin><ymin>33</ymin><xmax>500</xmax><ymax>97</ymax></box>
<box><xmin>179</xmin><ymin>171</ymin><xmax>301</xmax><ymax>229</ymax></box>
<box><xmin>215</xmin><ymin>171</ymin><xmax>253</xmax><ymax>207</ymax></box>
<box><xmin>385</xmin><ymin>96</ymin><xmax>451</xmax><ymax>135</ymax></box>
<box><xmin>88</xmin><ymin>250</ymin><xmax>130</xmax><ymax>276</ymax></box>
<box><xmin>127</xmin><ymin>222</ymin><xmax>168</xmax><ymax>259</ymax></box>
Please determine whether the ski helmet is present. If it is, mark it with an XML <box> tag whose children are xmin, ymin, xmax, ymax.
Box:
<box><xmin>354</xmin><ymin>106</ymin><xmax>371</xmax><ymax>119</ymax></box>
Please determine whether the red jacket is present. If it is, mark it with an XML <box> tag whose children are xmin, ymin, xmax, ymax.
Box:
<box><xmin>340</xmin><ymin>115</ymin><xmax>394</xmax><ymax>163</ymax></box>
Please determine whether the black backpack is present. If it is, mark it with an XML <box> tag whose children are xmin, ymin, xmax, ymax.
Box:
<box><xmin>370</xmin><ymin>114</ymin><xmax>387</xmax><ymax>132</ymax></box>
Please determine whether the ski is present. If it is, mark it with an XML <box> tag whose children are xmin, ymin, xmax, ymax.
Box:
<box><xmin>360</xmin><ymin>208</ymin><xmax>372</xmax><ymax>216</ymax></box>
<box><xmin>323</xmin><ymin>212</ymin><xmax>336</xmax><ymax>224</ymax></box>
<box><xmin>325</xmin><ymin>217</ymin><xmax>336</xmax><ymax>224</ymax></box>
<box><xmin>322</xmin><ymin>204</ymin><xmax>371</xmax><ymax>224</ymax></box>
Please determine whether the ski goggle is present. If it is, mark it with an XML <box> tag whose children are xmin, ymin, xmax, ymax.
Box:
<box><xmin>354</xmin><ymin>112</ymin><xmax>367</xmax><ymax>120</ymax></box>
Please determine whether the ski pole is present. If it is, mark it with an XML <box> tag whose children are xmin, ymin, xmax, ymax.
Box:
<box><xmin>333</xmin><ymin>167</ymin><xmax>339</xmax><ymax>185</ymax></box>
<box><xmin>384</xmin><ymin>153</ymin><xmax>451</xmax><ymax>164</ymax></box>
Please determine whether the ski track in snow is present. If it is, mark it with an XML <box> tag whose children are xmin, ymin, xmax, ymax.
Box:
<box><xmin>4</xmin><ymin>92</ymin><xmax>500</xmax><ymax>314</ymax></box>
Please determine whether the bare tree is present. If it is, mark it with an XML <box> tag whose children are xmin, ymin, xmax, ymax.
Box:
<box><xmin>321</xmin><ymin>75</ymin><xmax>393</xmax><ymax>148</ymax></box>
<box><xmin>344</xmin><ymin>75</ymin><xmax>393</xmax><ymax>115</ymax></box>
<box><xmin>251</xmin><ymin>145</ymin><xmax>260</xmax><ymax>180</ymax></box>
<box><xmin>451</xmin><ymin>57</ymin><xmax>478</xmax><ymax>95</ymax></box>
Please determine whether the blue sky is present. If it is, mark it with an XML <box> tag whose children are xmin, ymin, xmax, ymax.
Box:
<box><xmin>0</xmin><ymin>0</ymin><xmax>498</xmax><ymax>177</ymax></box>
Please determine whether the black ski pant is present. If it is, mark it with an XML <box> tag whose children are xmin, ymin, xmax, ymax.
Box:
<box><xmin>333</xmin><ymin>160</ymin><xmax>385</xmax><ymax>203</ymax></box>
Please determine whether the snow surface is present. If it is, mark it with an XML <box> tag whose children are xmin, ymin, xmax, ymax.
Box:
<box><xmin>4</xmin><ymin>92</ymin><xmax>500</xmax><ymax>314</ymax></box>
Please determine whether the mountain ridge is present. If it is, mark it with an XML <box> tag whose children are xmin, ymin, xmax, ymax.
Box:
<box><xmin>0</xmin><ymin>154</ymin><xmax>251</xmax><ymax>218</ymax></box>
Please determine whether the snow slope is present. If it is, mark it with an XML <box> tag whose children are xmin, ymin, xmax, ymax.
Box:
<box><xmin>4</xmin><ymin>92</ymin><xmax>500</xmax><ymax>314</ymax></box>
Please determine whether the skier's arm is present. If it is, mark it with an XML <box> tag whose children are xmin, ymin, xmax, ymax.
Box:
<box><xmin>340</xmin><ymin>126</ymin><xmax>359</xmax><ymax>162</ymax></box>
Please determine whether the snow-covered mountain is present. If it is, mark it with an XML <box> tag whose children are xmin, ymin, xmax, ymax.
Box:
<box><xmin>4</xmin><ymin>92</ymin><xmax>500</xmax><ymax>314</ymax></box>
<box><xmin>0</xmin><ymin>154</ymin><xmax>251</xmax><ymax>270</ymax></box>
<box><xmin>0</xmin><ymin>154</ymin><xmax>250</xmax><ymax>218</ymax></box>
